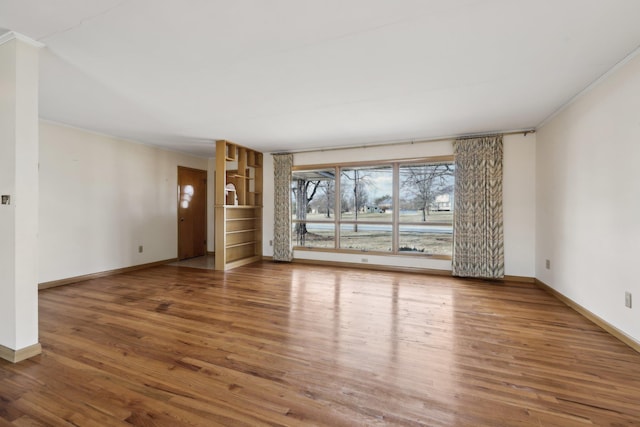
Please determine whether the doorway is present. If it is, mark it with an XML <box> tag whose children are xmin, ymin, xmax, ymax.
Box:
<box><xmin>177</xmin><ymin>166</ymin><xmax>207</xmax><ymax>260</ymax></box>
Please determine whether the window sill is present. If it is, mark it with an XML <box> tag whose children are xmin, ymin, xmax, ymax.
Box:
<box><xmin>293</xmin><ymin>246</ymin><xmax>452</xmax><ymax>261</ymax></box>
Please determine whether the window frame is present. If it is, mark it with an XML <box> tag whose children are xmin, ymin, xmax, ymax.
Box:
<box><xmin>291</xmin><ymin>155</ymin><xmax>454</xmax><ymax>259</ymax></box>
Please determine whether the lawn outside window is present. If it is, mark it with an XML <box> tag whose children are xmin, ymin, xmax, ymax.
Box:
<box><xmin>291</xmin><ymin>157</ymin><xmax>454</xmax><ymax>258</ymax></box>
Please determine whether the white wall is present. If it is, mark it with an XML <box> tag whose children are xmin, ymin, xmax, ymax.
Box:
<box><xmin>263</xmin><ymin>134</ymin><xmax>536</xmax><ymax>277</ymax></box>
<box><xmin>38</xmin><ymin>121</ymin><xmax>208</xmax><ymax>283</ymax></box>
<box><xmin>536</xmin><ymin>52</ymin><xmax>640</xmax><ymax>343</ymax></box>
<box><xmin>503</xmin><ymin>134</ymin><xmax>536</xmax><ymax>277</ymax></box>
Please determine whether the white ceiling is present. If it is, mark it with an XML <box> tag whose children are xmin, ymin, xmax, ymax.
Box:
<box><xmin>2</xmin><ymin>0</ymin><xmax>640</xmax><ymax>157</ymax></box>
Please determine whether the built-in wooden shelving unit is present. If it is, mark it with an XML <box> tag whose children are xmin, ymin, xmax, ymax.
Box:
<box><xmin>215</xmin><ymin>140</ymin><xmax>263</xmax><ymax>270</ymax></box>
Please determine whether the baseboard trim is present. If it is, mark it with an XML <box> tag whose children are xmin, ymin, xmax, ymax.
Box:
<box><xmin>38</xmin><ymin>258</ymin><xmax>177</xmax><ymax>290</ymax></box>
<box><xmin>504</xmin><ymin>275</ymin><xmax>535</xmax><ymax>283</ymax></box>
<box><xmin>0</xmin><ymin>342</ymin><xmax>42</xmax><ymax>363</ymax></box>
<box><xmin>535</xmin><ymin>279</ymin><xmax>640</xmax><ymax>354</ymax></box>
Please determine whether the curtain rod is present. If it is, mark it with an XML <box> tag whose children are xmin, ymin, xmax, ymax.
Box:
<box><xmin>271</xmin><ymin>129</ymin><xmax>535</xmax><ymax>156</ymax></box>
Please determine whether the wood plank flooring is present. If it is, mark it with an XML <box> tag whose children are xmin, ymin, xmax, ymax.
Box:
<box><xmin>1</xmin><ymin>261</ymin><xmax>640</xmax><ymax>426</ymax></box>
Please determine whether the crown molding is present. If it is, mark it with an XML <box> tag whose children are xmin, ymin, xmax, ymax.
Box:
<box><xmin>0</xmin><ymin>31</ymin><xmax>45</xmax><ymax>48</ymax></box>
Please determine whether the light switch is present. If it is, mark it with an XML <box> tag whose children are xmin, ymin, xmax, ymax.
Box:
<box><xmin>1</xmin><ymin>195</ymin><xmax>9</xmax><ymax>205</ymax></box>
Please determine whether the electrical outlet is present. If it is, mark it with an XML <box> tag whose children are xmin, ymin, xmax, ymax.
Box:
<box><xmin>138</xmin><ymin>245</ymin><xmax>143</xmax><ymax>253</ymax></box>
<box><xmin>269</xmin><ymin>240</ymin><xmax>273</xmax><ymax>246</ymax></box>
<box><xmin>361</xmin><ymin>258</ymin><xmax>368</xmax><ymax>263</ymax></box>
<box><xmin>545</xmin><ymin>259</ymin><xmax>551</xmax><ymax>269</ymax></box>
<box><xmin>625</xmin><ymin>292</ymin><xmax>632</xmax><ymax>309</ymax></box>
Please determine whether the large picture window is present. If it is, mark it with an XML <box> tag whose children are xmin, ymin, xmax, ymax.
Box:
<box><xmin>291</xmin><ymin>157</ymin><xmax>454</xmax><ymax>258</ymax></box>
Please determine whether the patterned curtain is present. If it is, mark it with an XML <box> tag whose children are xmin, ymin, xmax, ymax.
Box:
<box><xmin>273</xmin><ymin>153</ymin><xmax>293</xmax><ymax>262</ymax></box>
<box><xmin>452</xmin><ymin>135</ymin><xmax>504</xmax><ymax>279</ymax></box>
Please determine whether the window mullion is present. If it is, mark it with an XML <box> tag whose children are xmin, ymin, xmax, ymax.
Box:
<box><xmin>334</xmin><ymin>166</ymin><xmax>340</xmax><ymax>249</ymax></box>
<box><xmin>392</xmin><ymin>163</ymin><xmax>400</xmax><ymax>254</ymax></box>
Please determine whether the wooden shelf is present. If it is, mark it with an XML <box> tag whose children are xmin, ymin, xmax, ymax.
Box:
<box><xmin>226</xmin><ymin>241</ymin><xmax>257</xmax><ymax>249</ymax></box>
<box><xmin>218</xmin><ymin>205</ymin><xmax>260</xmax><ymax>209</ymax></box>
<box><xmin>225</xmin><ymin>142</ymin><xmax>237</xmax><ymax>161</ymax></box>
<box><xmin>247</xmin><ymin>150</ymin><xmax>263</xmax><ymax>167</ymax></box>
<box><xmin>215</xmin><ymin>140</ymin><xmax>263</xmax><ymax>271</ymax></box>
<box><xmin>248</xmin><ymin>192</ymin><xmax>262</xmax><ymax>206</ymax></box>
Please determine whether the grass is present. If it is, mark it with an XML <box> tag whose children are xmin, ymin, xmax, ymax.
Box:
<box><xmin>293</xmin><ymin>210</ymin><xmax>453</xmax><ymax>255</ymax></box>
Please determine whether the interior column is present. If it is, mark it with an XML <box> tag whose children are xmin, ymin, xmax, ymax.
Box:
<box><xmin>0</xmin><ymin>31</ymin><xmax>43</xmax><ymax>363</ymax></box>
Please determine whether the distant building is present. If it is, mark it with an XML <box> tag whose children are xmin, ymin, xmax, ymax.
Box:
<box><xmin>366</xmin><ymin>205</ymin><xmax>385</xmax><ymax>213</ymax></box>
<box><xmin>435</xmin><ymin>194</ymin><xmax>452</xmax><ymax>211</ymax></box>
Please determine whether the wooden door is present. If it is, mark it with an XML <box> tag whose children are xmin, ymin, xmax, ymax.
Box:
<box><xmin>178</xmin><ymin>166</ymin><xmax>207</xmax><ymax>260</ymax></box>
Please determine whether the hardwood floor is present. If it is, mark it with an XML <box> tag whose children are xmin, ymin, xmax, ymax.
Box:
<box><xmin>1</xmin><ymin>262</ymin><xmax>640</xmax><ymax>426</ymax></box>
